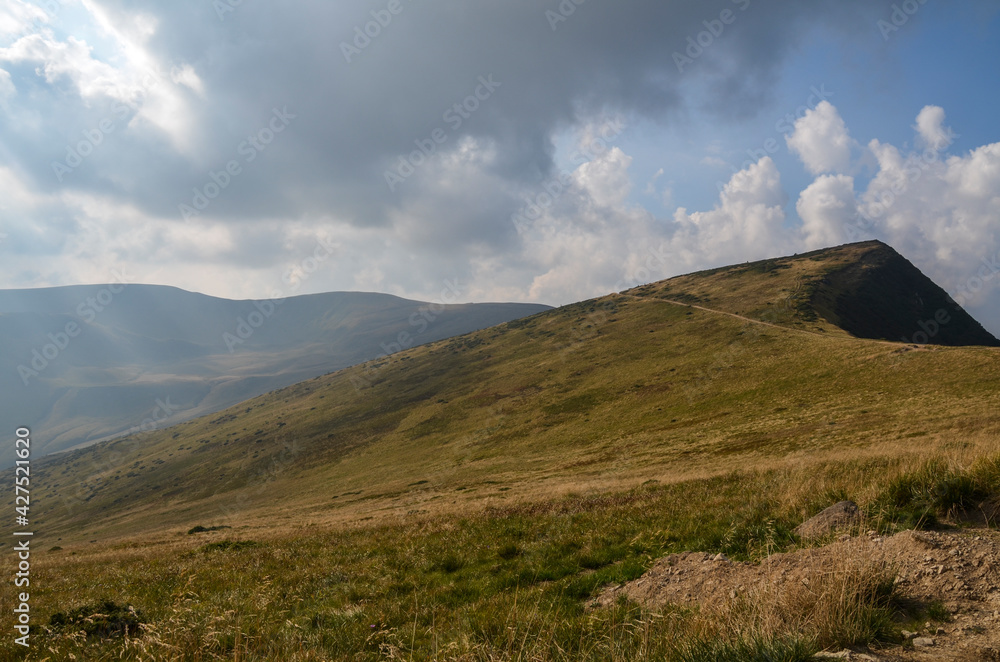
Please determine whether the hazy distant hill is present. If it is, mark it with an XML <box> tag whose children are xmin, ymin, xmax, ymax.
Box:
<box><xmin>0</xmin><ymin>285</ymin><xmax>550</xmax><ymax>464</ymax></box>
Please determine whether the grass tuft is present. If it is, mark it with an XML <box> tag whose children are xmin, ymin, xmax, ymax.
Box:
<box><xmin>48</xmin><ymin>600</ymin><xmax>144</xmax><ymax>638</ymax></box>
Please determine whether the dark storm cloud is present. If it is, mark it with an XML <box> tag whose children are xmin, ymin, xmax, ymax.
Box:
<box><xmin>4</xmin><ymin>0</ymin><xmax>903</xmax><ymax>244</ymax></box>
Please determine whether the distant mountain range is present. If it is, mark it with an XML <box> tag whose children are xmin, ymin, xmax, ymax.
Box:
<box><xmin>0</xmin><ymin>284</ymin><xmax>550</xmax><ymax>465</ymax></box>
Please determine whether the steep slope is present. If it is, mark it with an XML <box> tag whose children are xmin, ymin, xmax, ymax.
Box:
<box><xmin>0</xmin><ymin>285</ymin><xmax>549</xmax><ymax>464</ymax></box>
<box><xmin>636</xmin><ymin>240</ymin><xmax>999</xmax><ymax>346</ymax></box>
<box><xmin>17</xmin><ymin>242</ymin><xmax>1000</xmax><ymax>543</ymax></box>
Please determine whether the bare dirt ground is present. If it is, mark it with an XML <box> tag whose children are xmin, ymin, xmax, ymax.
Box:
<box><xmin>596</xmin><ymin>528</ymin><xmax>1000</xmax><ymax>661</ymax></box>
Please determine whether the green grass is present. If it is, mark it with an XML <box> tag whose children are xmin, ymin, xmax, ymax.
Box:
<box><xmin>866</xmin><ymin>458</ymin><xmax>999</xmax><ymax>531</ymax></box>
<box><xmin>8</xmin><ymin>456</ymin><xmax>998</xmax><ymax>660</ymax></box>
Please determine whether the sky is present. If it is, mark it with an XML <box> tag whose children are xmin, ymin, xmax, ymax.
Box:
<box><xmin>1</xmin><ymin>0</ymin><xmax>999</xmax><ymax>333</ymax></box>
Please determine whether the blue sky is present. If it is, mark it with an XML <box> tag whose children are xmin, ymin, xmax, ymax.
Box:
<box><xmin>1</xmin><ymin>0</ymin><xmax>999</xmax><ymax>333</ymax></box>
<box><xmin>612</xmin><ymin>2</ymin><xmax>1000</xmax><ymax>220</ymax></box>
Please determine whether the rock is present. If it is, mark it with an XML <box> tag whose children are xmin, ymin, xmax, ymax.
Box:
<box><xmin>912</xmin><ymin>637</ymin><xmax>935</xmax><ymax>647</ymax></box>
<box><xmin>901</xmin><ymin>630</ymin><xmax>917</xmax><ymax>640</ymax></box>
<box><xmin>712</xmin><ymin>553</ymin><xmax>730</xmax><ymax>562</ymax></box>
<box><xmin>795</xmin><ymin>501</ymin><xmax>861</xmax><ymax>540</ymax></box>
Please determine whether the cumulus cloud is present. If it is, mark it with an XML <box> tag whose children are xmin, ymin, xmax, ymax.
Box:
<box><xmin>859</xmin><ymin>137</ymin><xmax>1000</xmax><ymax>307</ymax></box>
<box><xmin>914</xmin><ymin>105</ymin><xmax>955</xmax><ymax>152</ymax></box>
<box><xmin>0</xmin><ymin>0</ymin><xmax>48</xmax><ymax>39</ymax></box>
<box><xmin>776</xmin><ymin>104</ymin><xmax>1000</xmax><ymax>326</ymax></box>
<box><xmin>785</xmin><ymin>101</ymin><xmax>854</xmax><ymax>175</ymax></box>
<box><xmin>796</xmin><ymin>174</ymin><xmax>856</xmax><ymax>250</ymax></box>
<box><xmin>671</xmin><ymin>157</ymin><xmax>790</xmax><ymax>268</ymax></box>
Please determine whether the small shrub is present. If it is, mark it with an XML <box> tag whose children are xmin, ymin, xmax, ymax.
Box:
<box><xmin>432</xmin><ymin>553</ymin><xmax>464</xmax><ymax>573</ymax></box>
<box><xmin>576</xmin><ymin>545</ymin><xmax>626</xmax><ymax>569</ymax></box>
<box><xmin>187</xmin><ymin>524</ymin><xmax>232</xmax><ymax>534</ymax></box>
<box><xmin>48</xmin><ymin>600</ymin><xmax>144</xmax><ymax>638</ymax></box>
<box><xmin>720</xmin><ymin>512</ymin><xmax>796</xmax><ymax>560</ymax></box>
<box><xmin>876</xmin><ymin>460</ymin><xmax>990</xmax><ymax>527</ymax></box>
<box><xmin>497</xmin><ymin>543</ymin><xmax>521</xmax><ymax>560</ymax></box>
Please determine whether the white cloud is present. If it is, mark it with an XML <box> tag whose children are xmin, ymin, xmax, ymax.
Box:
<box><xmin>0</xmin><ymin>0</ymin><xmax>48</xmax><ymax>40</ymax></box>
<box><xmin>788</xmin><ymin>103</ymin><xmax>990</xmax><ymax>316</ymax></box>
<box><xmin>0</xmin><ymin>4</ymin><xmax>200</xmax><ymax>155</ymax></box>
<box><xmin>785</xmin><ymin>101</ymin><xmax>853</xmax><ymax>175</ymax></box>
<box><xmin>914</xmin><ymin>105</ymin><xmax>955</xmax><ymax>152</ymax></box>
<box><xmin>514</xmin><ymin>140</ymin><xmax>660</xmax><ymax>303</ymax></box>
<box><xmin>670</xmin><ymin>157</ymin><xmax>790</xmax><ymax>268</ymax></box>
<box><xmin>859</xmin><ymin>139</ymin><xmax>1000</xmax><ymax>306</ymax></box>
<box><xmin>796</xmin><ymin>174</ymin><xmax>855</xmax><ymax>250</ymax></box>
<box><xmin>573</xmin><ymin>146</ymin><xmax>633</xmax><ymax>209</ymax></box>
<box><xmin>169</xmin><ymin>63</ymin><xmax>204</xmax><ymax>96</ymax></box>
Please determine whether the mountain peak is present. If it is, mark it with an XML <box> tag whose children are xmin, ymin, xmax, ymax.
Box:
<box><xmin>630</xmin><ymin>241</ymin><xmax>999</xmax><ymax>347</ymax></box>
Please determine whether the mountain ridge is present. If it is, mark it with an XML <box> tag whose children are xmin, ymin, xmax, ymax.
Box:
<box><xmin>631</xmin><ymin>240</ymin><xmax>999</xmax><ymax>347</ymax></box>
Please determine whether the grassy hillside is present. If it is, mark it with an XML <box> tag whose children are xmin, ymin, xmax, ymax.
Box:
<box><xmin>5</xmin><ymin>241</ymin><xmax>1000</xmax><ymax>661</ymax></box>
<box><xmin>21</xmin><ymin>242</ymin><xmax>1000</xmax><ymax>542</ymax></box>
<box><xmin>0</xmin><ymin>285</ymin><xmax>549</xmax><ymax>464</ymax></box>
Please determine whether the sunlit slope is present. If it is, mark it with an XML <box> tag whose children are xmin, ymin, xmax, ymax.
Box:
<box><xmin>18</xmin><ymin>242</ymin><xmax>1000</xmax><ymax>543</ymax></box>
<box><xmin>0</xmin><ymin>285</ymin><xmax>550</xmax><ymax>464</ymax></box>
